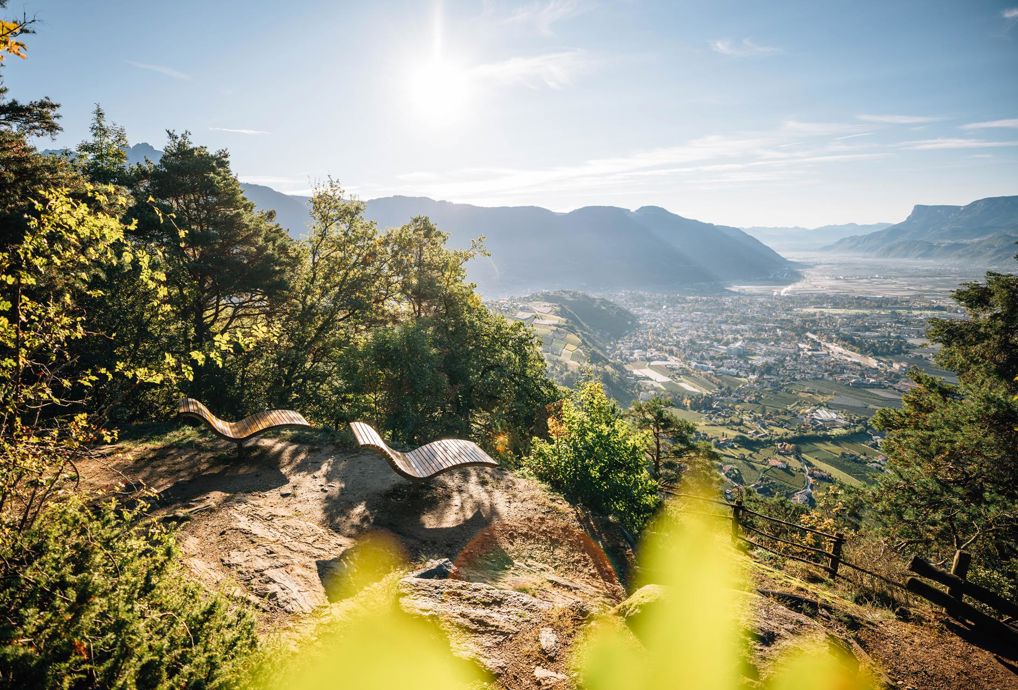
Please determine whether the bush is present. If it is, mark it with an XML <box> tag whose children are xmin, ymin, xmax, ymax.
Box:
<box><xmin>524</xmin><ymin>382</ymin><xmax>659</xmax><ymax>533</ymax></box>
<box><xmin>0</xmin><ymin>496</ymin><xmax>257</xmax><ymax>690</ymax></box>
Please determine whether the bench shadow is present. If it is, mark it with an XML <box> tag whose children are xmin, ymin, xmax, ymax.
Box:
<box><xmin>321</xmin><ymin>453</ymin><xmax>504</xmax><ymax>562</ymax></box>
<box><xmin>125</xmin><ymin>441</ymin><xmax>291</xmax><ymax>510</ymax></box>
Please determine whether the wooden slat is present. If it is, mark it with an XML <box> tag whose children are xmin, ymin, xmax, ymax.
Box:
<box><xmin>909</xmin><ymin>556</ymin><xmax>1018</xmax><ymax>620</ymax></box>
<box><xmin>424</xmin><ymin>444</ymin><xmax>446</xmax><ymax>471</ymax></box>
<box><xmin>349</xmin><ymin>422</ymin><xmax>498</xmax><ymax>480</ymax></box>
<box><xmin>413</xmin><ymin>445</ymin><xmax>439</xmax><ymax>475</ymax></box>
<box><xmin>176</xmin><ymin>398</ymin><xmax>310</xmax><ymax>442</ymax></box>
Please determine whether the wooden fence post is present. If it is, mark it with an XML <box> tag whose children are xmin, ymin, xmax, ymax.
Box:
<box><xmin>731</xmin><ymin>498</ymin><xmax>743</xmax><ymax>545</ymax></box>
<box><xmin>948</xmin><ymin>550</ymin><xmax>971</xmax><ymax>601</ymax></box>
<box><xmin>827</xmin><ymin>532</ymin><xmax>845</xmax><ymax>579</ymax></box>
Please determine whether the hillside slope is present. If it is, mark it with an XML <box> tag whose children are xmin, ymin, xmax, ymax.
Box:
<box><xmin>241</xmin><ymin>186</ymin><xmax>797</xmax><ymax>295</ymax></box>
<box><xmin>494</xmin><ymin>291</ymin><xmax>638</xmax><ymax>403</ymax></box>
<box><xmin>744</xmin><ymin>223</ymin><xmax>891</xmax><ymax>252</ymax></box>
<box><xmin>826</xmin><ymin>195</ymin><xmax>1018</xmax><ymax>266</ymax></box>
<box><xmin>360</xmin><ymin>197</ymin><xmax>795</xmax><ymax>295</ymax></box>
<box><xmin>78</xmin><ymin>432</ymin><xmax>1017</xmax><ymax>689</ymax></box>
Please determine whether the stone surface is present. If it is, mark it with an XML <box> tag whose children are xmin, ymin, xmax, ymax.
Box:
<box><xmin>399</xmin><ymin>576</ymin><xmax>554</xmax><ymax>673</ymax></box>
<box><xmin>409</xmin><ymin>558</ymin><xmax>456</xmax><ymax>580</ymax></box>
<box><xmin>534</xmin><ymin>666</ymin><xmax>568</xmax><ymax>686</ymax></box>
<box><xmin>539</xmin><ymin>627</ymin><xmax>559</xmax><ymax>659</ymax></box>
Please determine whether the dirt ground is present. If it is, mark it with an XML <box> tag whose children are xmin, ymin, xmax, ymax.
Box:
<box><xmin>79</xmin><ymin>431</ymin><xmax>1018</xmax><ymax>690</ymax></box>
<box><xmin>81</xmin><ymin>430</ymin><xmax>627</xmax><ymax>687</ymax></box>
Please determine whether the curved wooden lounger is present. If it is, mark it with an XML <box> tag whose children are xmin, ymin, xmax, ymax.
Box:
<box><xmin>176</xmin><ymin>398</ymin><xmax>311</xmax><ymax>445</ymax></box>
<box><xmin>349</xmin><ymin>421</ymin><xmax>499</xmax><ymax>481</ymax></box>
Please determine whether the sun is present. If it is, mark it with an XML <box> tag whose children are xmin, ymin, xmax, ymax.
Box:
<box><xmin>408</xmin><ymin>58</ymin><xmax>470</xmax><ymax>126</ymax></box>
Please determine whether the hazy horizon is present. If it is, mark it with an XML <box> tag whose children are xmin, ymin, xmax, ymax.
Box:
<box><xmin>9</xmin><ymin>0</ymin><xmax>1018</xmax><ymax>227</ymax></box>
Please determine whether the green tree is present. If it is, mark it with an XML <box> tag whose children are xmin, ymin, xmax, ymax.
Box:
<box><xmin>133</xmin><ymin>131</ymin><xmax>295</xmax><ymax>408</ymax></box>
<box><xmin>260</xmin><ymin>180</ymin><xmax>388</xmax><ymax>412</ymax></box>
<box><xmin>75</xmin><ymin>104</ymin><xmax>128</xmax><ymax>184</ymax></box>
<box><xmin>1</xmin><ymin>9</ymin><xmax>66</xmax><ymax>253</ymax></box>
<box><xmin>872</xmin><ymin>260</ymin><xmax>1018</xmax><ymax>594</ymax></box>
<box><xmin>338</xmin><ymin>214</ymin><xmax>556</xmax><ymax>451</ymax></box>
<box><xmin>525</xmin><ymin>381</ymin><xmax>659</xmax><ymax>533</ymax></box>
<box><xmin>0</xmin><ymin>183</ymin><xmax>184</xmax><ymax>529</ymax></box>
<box><xmin>385</xmin><ymin>215</ymin><xmax>484</xmax><ymax>319</ymax></box>
<box><xmin>628</xmin><ymin>396</ymin><xmax>696</xmax><ymax>476</ymax></box>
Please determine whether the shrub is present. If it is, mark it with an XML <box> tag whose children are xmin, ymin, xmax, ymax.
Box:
<box><xmin>0</xmin><ymin>495</ymin><xmax>257</xmax><ymax>690</ymax></box>
<box><xmin>524</xmin><ymin>382</ymin><xmax>659</xmax><ymax>533</ymax></box>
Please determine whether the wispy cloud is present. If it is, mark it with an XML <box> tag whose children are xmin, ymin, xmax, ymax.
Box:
<box><xmin>857</xmin><ymin>114</ymin><xmax>940</xmax><ymax>125</ymax></box>
<box><xmin>382</xmin><ymin>121</ymin><xmax>889</xmax><ymax>205</ymax></box>
<box><xmin>709</xmin><ymin>38</ymin><xmax>779</xmax><ymax>57</ymax></box>
<box><xmin>210</xmin><ymin>127</ymin><xmax>270</xmax><ymax>135</ymax></box>
<box><xmin>126</xmin><ymin>60</ymin><xmax>189</xmax><ymax>80</ymax></box>
<box><xmin>1003</xmin><ymin>7</ymin><xmax>1018</xmax><ymax>19</ymax></box>
<box><xmin>781</xmin><ymin>120</ymin><xmax>868</xmax><ymax>136</ymax></box>
<box><xmin>961</xmin><ymin>118</ymin><xmax>1018</xmax><ymax>130</ymax></box>
<box><xmin>499</xmin><ymin>0</ymin><xmax>587</xmax><ymax>36</ymax></box>
<box><xmin>899</xmin><ymin>137</ymin><xmax>1018</xmax><ymax>150</ymax></box>
<box><xmin>472</xmin><ymin>50</ymin><xmax>593</xmax><ymax>89</ymax></box>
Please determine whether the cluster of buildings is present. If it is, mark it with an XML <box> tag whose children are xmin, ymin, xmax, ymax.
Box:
<box><xmin>608</xmin><ymin>291</ymin><xmax>947</xmax><ymax>400</ymax></box>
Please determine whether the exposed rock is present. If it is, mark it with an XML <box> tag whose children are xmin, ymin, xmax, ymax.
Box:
<box><xmin>183</xmin><ymin>502</ymin><xmax>350</xmax><ymax>615</ymax></box>
<box><xmin>539</xmin><ymin>627</ymin><xmax>559</xmax><ymax>659</ymax></box>
<box><xmin>409</xmin><ymin>558</ymin><xmax>455</xmax><ymax>580</ymax></box>
<box><xmin>611</xmin><ymin>583</ymin><xmax>665</xmax><ymax>632</ymax></box>
<box><xmin>399</xmin><ymin>577</ymin><xmax>553</xmax><ymax>674</ymax></box>
<box><xmin>534</xmin><ymin>666</ymin><xmax>568</xmax><ymax>686</ymax></box>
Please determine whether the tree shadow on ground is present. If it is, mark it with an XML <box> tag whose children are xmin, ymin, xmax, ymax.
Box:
<box><xmin>321</xmin><ymin>453</ymin><xmax>505</xmax><ymax>563</ymax></box>
<box><xmin>944</xmin><ymin>618</ymin><xmax>1018</xmax><ymax>667</ymax></box>
<box><xmin>122</xmin><ymin>440</ymin><xmax>293</xmax><ymax>511</ymax></box>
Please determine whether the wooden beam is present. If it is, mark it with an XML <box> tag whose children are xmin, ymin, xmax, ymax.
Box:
<box><xmin>909</xmin><ymin>556</ymin><xmax>1018</xmax><ymax>620</ymax></box>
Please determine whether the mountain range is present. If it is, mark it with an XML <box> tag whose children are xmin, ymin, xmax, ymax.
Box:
<box><xmin>743</xmin><ymin>223</ymin><xmax>891</xmax><ymax>253</ymax></box>
<box><xmin>43</xmin><ymin>144</ymin><xmax>1018</xmax><ymax>291</ymax></box>
<box><xmin>238</xmin><ymin>182</ymin><xmax>795</xmax><ymax>295</ymax></box>
<box><xmin>825</xmin><ymin>196</ymin><xmax>1018</xmax><ymax>266</ymax></box>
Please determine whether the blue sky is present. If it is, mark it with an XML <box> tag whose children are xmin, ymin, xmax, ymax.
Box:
<box><xmin>6</xmin><ymin>0</ymin><xmax>1018</xmax><ymax>226</ymax></box>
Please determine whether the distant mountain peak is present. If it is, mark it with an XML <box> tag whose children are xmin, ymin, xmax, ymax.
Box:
<box><xmin>240</xmin><ymin>184</ymin><xmax>797</xmax><ymax>296</ymax></box>
<box><xmin>826</xmin><ymin>194</ymin><xmax>1018</xmax><ymax>266</ymax></box>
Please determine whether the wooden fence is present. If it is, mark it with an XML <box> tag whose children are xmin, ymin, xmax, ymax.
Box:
<box><xmin>907</xmin><ymin>553</ymin><xmax>1018</xmax><ymax>645</ymax></box>
<box><xmin>661</xmin><ymin>487</ymin><xmax>1017</xmax><ymax>643</ymax></box>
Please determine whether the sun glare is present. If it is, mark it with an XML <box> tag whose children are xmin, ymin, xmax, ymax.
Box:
<box><xmin>409</xmin><ymin>58</ymin><xmax>470</xmax><ymax>126</ymax></box>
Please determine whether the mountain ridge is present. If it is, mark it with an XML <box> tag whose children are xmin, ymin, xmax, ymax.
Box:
<box><xmin>743</xmin><ymin>223</ymin><xmax>892</xmax><ymax>252</ymax></box>
<box><xmin>825</xmin><ymin>195</ymin><xmax>1018</xmax><ymax>265</ymax></box>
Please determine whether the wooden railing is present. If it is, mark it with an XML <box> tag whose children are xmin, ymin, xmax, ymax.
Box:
<box><xmin>660</xmin><ymin>487</ymin><xmax>1018</xmax><ymax>644</ymax></box>
<box><xmin>661</xmin><ymin>488</ymin><xmax>847</xmax><ymax>578</ymax></box>
<box><xmin>907</xmin><ymin>552</ymin><xmax>1018</xmax><ymax>644</ymax></box>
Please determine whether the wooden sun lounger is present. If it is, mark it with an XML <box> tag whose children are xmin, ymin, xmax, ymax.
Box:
<box><xmin>349</xmin><ymin>421</ymin><xmax>499</xmax><ymax>480</ymax></box>
<box><xmin>176</xmin><ymin>398</ymin><xmax>311</xmax><ymax>446</ymax></box>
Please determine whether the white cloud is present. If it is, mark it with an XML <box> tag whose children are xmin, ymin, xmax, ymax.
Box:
<box><xmin>857</xmin><ymin>114</ymin><xmax>940</xmax><ymax>125</ymax></box>
<box><xmin>899</xmin><ymin>138</ymin><xmax>1018</xmax><ymax>150</ymax></box>
<box><xmin>500</xmin><ymin>0</ymin><xmax>586</xmax><ymax>36</ymax></box>
<box><xmin>210</xmin><ymin>127</ymin><xmax>270</xmax><ymax>135</ymax></box>
<box><xmin>1003</xmin><ymin>7</ymin><xmax>1018</xmax><ymax>19</ymax></box>
<box><xmin>472</xmin><ymin>50</ymin><xmax>592</xmax><ymax>89</ymax></box>
<box><xmin>781</xmin><ymin>120</ymin><xmax>868</xmax><ymax>136</ymax></box>
<box><xmin>380</xmin><ymin>122</ymin><xmax>889</xmax><ymax>204</ymax></box>
<box><xmin>710</xmin><ymin>38</ymin><xmax>779</xmax><ymax>57</ymax></box>
<box><xmin>961</xmin><ymin>118</ymin><xmax>1018</xmax><ymax>130</ymax></box>
<box><xmin>126</xmin><ymin>60</ymin><xmax>189</xmax><ymax>80</ymax></box>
